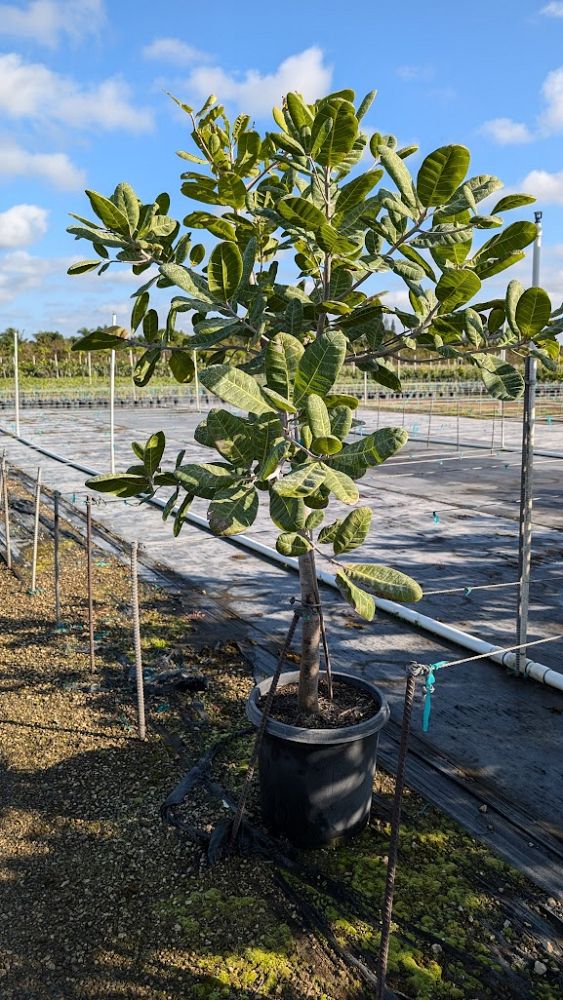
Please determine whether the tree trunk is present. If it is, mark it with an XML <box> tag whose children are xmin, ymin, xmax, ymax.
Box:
<box><xmin>297</xmin><ymin>548</ymin><xmax>321</xmax><ymax>713</ymax></box>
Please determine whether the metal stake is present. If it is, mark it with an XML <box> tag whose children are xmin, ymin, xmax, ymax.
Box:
<box><xmin>53</xmin><ymin>490</ymin><xmax>61</xmax><ymax>624</ymax></box>
<box><xmin>30</xmin><ymin>466</ymin><xmax>42</xmax><ymax>594</ymax></box>
<box><xmin>516</xmin><ymin>212</ymin><xmax>541</xmax><ymax>676</ymax></box>
<box><xmin>109</xmin><ymin>346</ymin><xmax>116</xmax><ymax>474</ymax></box>
<box><xmin>86</xmin><ymin>496</ymin><xmax>95</xmax><ymax>671</ymax></box>
<box><xmin>193</xmin><ymin>350</ymin><xmax>200</xmax><ymax>411</ymax></box>
<box><xmin>1</xmin><ymin>456</ymin><xmax>12</xmax><ymax>570</ymax></box>
<box><xmin>363</xmin><ymin>371</ymin><xmax>368</xmax><ymax>407</ymax></box>
<box><xmin>376</xmin><ymin>665</ymin><xmax>420</xmax><ymax>1000</ymax></box>
<box><xmin>13</xmin><ymin>329</ymin><xmax>20</xmax><ymax>437</ymax></box>
<box><xmin>131</xmin><ymin>540</ymin><xmax>146</xmax><ymax>740</ymax></box>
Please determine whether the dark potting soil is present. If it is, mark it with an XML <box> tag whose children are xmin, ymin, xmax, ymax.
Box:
<box><xmin>260</xmin><ymin>679</ymin><xmax>378</xmax><ymax>730</ymax></box>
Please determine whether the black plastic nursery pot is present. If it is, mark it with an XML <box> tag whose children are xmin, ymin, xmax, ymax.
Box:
<box><xmin>246</xmin><ymin>670</ymin><xmax>390</xmax><ymax>849</ymax></box>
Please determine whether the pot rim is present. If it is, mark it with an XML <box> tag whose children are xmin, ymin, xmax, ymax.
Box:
<box><xmin>246</xmin><ymin>669</ymin><xmax>390</xmax><ymax>745</ymax></box>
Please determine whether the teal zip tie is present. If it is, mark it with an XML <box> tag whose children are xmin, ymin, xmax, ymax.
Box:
<box><xmin>432</xmin><ymin>511</ymin><xmax>440</xmax><ymax>524</ymax></box>
<box><xmin>546</xmin><ymin>415</ymin><xmax>553</xmax><ymax>425</ymax></box>
<box><xmin>422</xmin><ymin>660</ymin><xmax>448</xmax><ymax>732</ymax></box>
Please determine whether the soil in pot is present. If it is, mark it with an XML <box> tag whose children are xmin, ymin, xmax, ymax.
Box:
<box><xmin>259</xmin><ymin>677</ymin><xmax>379</xmax><ymax>730</ymax></box>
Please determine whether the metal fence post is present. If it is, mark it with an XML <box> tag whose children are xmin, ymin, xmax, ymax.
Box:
<box><xmin>131</xmin><ymin>540</ymin><xmax>146</xmax><ymax>740</ymax></box>
<box><xmin>30</xmin><ymin>466</ymin><xmax>42</xmax><ymax>593</ymax></box>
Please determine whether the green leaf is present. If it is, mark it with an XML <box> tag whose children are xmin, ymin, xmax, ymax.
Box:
<box><xmin>318</xmin><ymin>519</ymin><xmax>343</xmax><ymax>544</ymax></box>
<box><xmin>143</xmin><ymin>432</ymin><xmax>165</xmax><ymax>476</ymax></box>
<box><xmin>278</xmin><ymin>195</ymin><xmax>326</xmax><ymax>232</ymax></box>
<box><xmin>311</xmin><ymin>98</ymin><xmax>358</xmax><ymax>166</ymax></box>
<box><xmin>168</xmin><ymin>350</ymin><xmax>193</xmax><ymax>384</ymax></box>
<box><xmin>142</xmin><ymin>309</ymin><xmax>159</xmax><ymax>342</ymax></box>
<box><xmin>306</xmin><ymin>394</ymin><xmax>331</xmax><ymax>442</ymax></box>
<box><xmin>492</xmin><ymin>193</ymin><xmax>536</xmax><ymax>214</ymax></box>
<box><xmin>475</xmin><ymin>221</ymin><xmax>537</xmax><ymax>262</ymax></box>
<box><xmin>207</xmin><ymin>241</ymin><xmax>243</xmax><ymax>301</ymax></box>
<box><xmin>71</xmin><ymin>330</ymin><xmax>128</xmax><ymax>352</ymax></box>
<box><xmin>343</xmin><ymin>564</ymin><xmax>423</xmax><ymax>602</ymax></box>
<box><xmin>134</xmin><ymin>348</ymin><xmax>160</xmax><ymax>387</ymax></box>
<box><xmin>183</xmin><ymin>211</ymin><xmax>236</xmax><ymax>241</ymax></box>
<box><xmin>335</xmin><ymin>170</ymin><xmax>383</xmax><ymax>216</ymax></box>
<box><xmin>332</xmin><ymin>508</ymin><xmax>372</xmax><ymax>555</ymax></box>
<box><xmin>217</xmin><ymin>173</ymin><xmax>247</xmax><ymax>209</ymax></box>
<box><xmin>131</xmin><ymin>292</ymin><xmax>149</xmax><ymax>332</ymax></box>
<box><xmin>85</xmin><ymin>474</ymin><xmax>150</xmax><ymax>498</ymax></box>
<box><xmin>412</xmin><ymin>223</ymin><xmax>473</xmax><ymax>248</ymax></box>
<box><xmin>335</xmin><ymin>570</ymin><xmax>375</xmax><ymax>621</ymax></box>
<box><xmin>199</xmin><ymin>364</ymin><xmax>274</xmax><ymax>415</ymax></box>
<box><xmin>474</xmin><ymin>356</ymin><xmax>525</xmax><ymax>400</ymax></box>
<box><xmin>284</xmin><ymin>299</ymin><xmax>304</xmax><ymax>337</ymax></box>
<box><xmin>505</xmin><ymin>279</ymin><xmax>524</xmax><ymax>337</ymax></box>
<box><xmin>113</xmin><ymin>182</ymin><xmax>140</xmax><ymax>231</ymax></box>
<box><xmin>321</xmin><ymin>465</ymin><xmax>359</xmax><ymax>504</ymax></box>
<box><xmin>273</xmin><ymin>462</ymin><xmax>325</xmax><ymax>498</ymax></box>
<box><xmin>286</xmin><ymin>92</ymin><xmax>314</xmax><ymax>129</ymax></box>
<box><xmin>269</xmin><ymin>492</ymin><xmax>306</xmax><ymax>531</ymax></box>
<box><xmin>207</xmin><ymin>409</ymin><xmax>257</xmax><ymax>466</ymax></box>
<box><xmin>330</xmin><ymin>427</ymin><xmax>408</xmax><ymax>478</ymax></box>
<box><xmin>305</xmin><ymin>509</ymin><xmax>324</xmax><ymax>530</ymax></box>
<box><xmin>175</xmin><ymin>462</ymin><xmax>239</xmax><ymax>499</ymax></box>
<box><xmin>330</xmin><ymin>405</ymin><xmax>353</xmax><ymax>440</ymax></box>
<box><xmin>378</xmin><ymin>147</ymin><xmax>417</xmax><ymax>208</ymax></box>
<box><xmin>294</xmin><ymin>331</ymin><xmax>347</xmax><ymax>404</ymax></box>
<box><xmin>474</xmin><ymin>252</ymin><xmax>526</xmax><ymax>280</ymax></box>
<box><xmin>436</xmin><ymin>269</ymin><xmax>481</xmax><ymax>312</ymax></box>
<box><xmin>464</xmin><ymin>308</ymin><xmax>483</xmax><ymax>347</ymax></box>
<box><xmin>208</xmin><ymin>485</ymin><xmax>258</xmax><ymax>536</ymax></box>
<box><xmin>515</xmin><ymin>287</ymin><xmax>552</xmax><ymax>338</ymax></box>
<box><xmin>261</xmin><ymin>386</ymin><xmax>297</xmax><ymax>413</ymax></box>
<box><xmin>173</xmin><ymin>492</ymin><xmax>193</xmax><ymax>537</ymax></box>
<box><xmin>416</xmin><ymin>146</ymin><xmax>471</xmax><ymax>207</ymax></box>
<box><xmin>276</xmin><ymin>532</ymin><xmax>312</xmax><ymax>556</ymax></box>
<box><xmin>265</xmin><ymin>332</ymin><xmax>305</xmax><ymax>399</ymax></box>
<box><xmin>67</xmin><ymin>260</ymin><xmax>101</xmax><ymax>275</ymax></box>
<box><xmin>256</xmin><ymin>440</ymin><xmax>288</xmax><ymax>480</ymax></box>
<box><xmin>85</xmin><ymin>189</ymin><xmax>131</xmax><ymax>234</ymax></box>
<box><xmin>159</xmin><ymin>263</ymin><xmax>214</xmax><ymax>306</ymax></box>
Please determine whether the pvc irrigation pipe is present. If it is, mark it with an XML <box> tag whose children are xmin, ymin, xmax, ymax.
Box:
<box><xmin>2</xmin><ymin>426</ymin><xmax>562</xmax><ymax>695</ymax></box>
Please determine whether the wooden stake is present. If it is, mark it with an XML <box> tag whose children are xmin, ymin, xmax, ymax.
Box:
<box><xmin>86</xmin><ymin>496</ymin><xmax>95</xmax><ymax>671</ymax></box>
<box><xmin>130</xmin><ymin>540</ymin><xmax>146</xmax><ymax>740</ymax></box>
<box><xmin>30</xmin><ymin>466</ymin><xmax>42</xmax><ymax>593</ymax></box>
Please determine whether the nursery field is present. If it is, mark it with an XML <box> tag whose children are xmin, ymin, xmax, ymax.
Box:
<box><xmin>0</xmin><ymin>487</ymin><xmax>561</xmax><ymax>1000</ymax></box>
<box><xmin>1</xmin><ymin>402</ymin><xmax>562</xmax><ymax>856</ymax></box>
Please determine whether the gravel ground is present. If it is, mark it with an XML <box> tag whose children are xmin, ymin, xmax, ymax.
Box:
<box><xmin>0</xmin><ymin>488</ymin><xmax>562</xmax><ymax>1000</ymax></box>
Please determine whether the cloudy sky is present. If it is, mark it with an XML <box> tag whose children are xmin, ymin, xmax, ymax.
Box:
<box><xmin>1</xmin><ymin>0</ymin><xmax>563</xmax><ymax>337</ymax></box>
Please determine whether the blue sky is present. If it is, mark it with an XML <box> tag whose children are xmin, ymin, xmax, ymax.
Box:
<box><xmin>1</xmin><ymin>0</ymin><xmax>563</xmax><ymax>338</ymax></box>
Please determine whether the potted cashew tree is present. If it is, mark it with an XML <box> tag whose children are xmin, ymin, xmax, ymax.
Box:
<box><xmin>68</xmin><ymin>87</ymin><xmax>559</xmax><ymax>847</ymax></box>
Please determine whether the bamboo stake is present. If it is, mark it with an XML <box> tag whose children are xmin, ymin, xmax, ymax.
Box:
<box><xmin>30</xmin><ymin>466</ymin><xmax>42</xmax><ymax>593</ymax></box>
<box><xmin>131</xmin><ymin>540</ymin><xmax>146</xmax><ymax>740</ymax></box>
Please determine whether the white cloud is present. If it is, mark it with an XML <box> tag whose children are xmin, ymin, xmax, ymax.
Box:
<box><xmin>185</xmin><ymin>47</ymin><xmax>332</xmax><ymax>116</ymax></box>
<box><xmin>481</xmin><ymin>117</ymin><xmax>534</xmax><ymax>144</ymax></box>
<box><xmin>520</xmin><ymin>169</ymin><xmax>563</xmax><ymax>205</ymax></box>
<box><xmin>396</xmin><ymin>65</ymin><xmax>434</xmax><ymax>83</ymax></box>
<box><xmin>143</xmin><ymin>37</ymin><xmax>211</xmax><ymax>65</ymax></box>
<box><xmin>539</xmin><ymin>67</ymin><xmax>563</xmax><ymax>133</ymax></box>
<box><xmin>0</xmin><ymin>250</ymin><xmax>61</xmax><ymax>304</ymax></box>
<box><xmin>0</xmin><ymin>205</ymin><xmax>48</xmax><ymax>248</ymax></box>
<box><xmin>0</xmin><ymin>53</ymin><xmax>153</xmax><ymax>132</ymax></box>
<box><xmin>540</xmin><ymin>2</ymin><xmax>563</xmax><ymax>16</ymax></box>
<box><xmin>0</xmin><ymin>140</ymin><xmax>85</xmax><ymax>189</ymax></box>
<box><xmin>0</xmin><ymin>0</ymin><xmax>105</xmax><ymax>47</ymax></box>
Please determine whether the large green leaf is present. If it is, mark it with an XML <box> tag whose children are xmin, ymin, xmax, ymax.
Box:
<box><xmin>144</xmin><ymin>432</ymin><xmax>165</xmax><ymax>476</ymax></box>
<box><xmin>335</xmin><ymin>570</ymin><xmax>375</xmax><ymax>621</ymax></box>
<box><xmin>207</xmin><ymin>241</ymin><xmax>243</xmax><ymax>300</ymax></box>
<box><xmin>378</xmin><ymin>147</ymin><xmax>417</xmax><ymax>208</ymax></box>
<box><xmin>67</xmin><ymin>260</ymin><xmax>101</xmax><ymax>275</ymax></box>
<box><xmin>475</xmin><ymin>221</ymin><xmax>537</xmax><ymax>262</ymax></box>
<box><xmin>474</xmin><ymin>252</ymin><xmax>526</xmax><ymax>280</ymax></box>
<box><xmin>492</xmin><ymin>194</ymin><xmax>536</xmax><ymax>214</ymax></box>
<box><xmin>505</xmin><ymin>280</ymin><xmax>524</xmax><ymax>337</ymax></box>
<box><xmin>343</xmin><ymin>564</ymin><xmax>423</xmax><ymax>602</ymax></box>
<box><xmin>334</xmin><ymin>170</ymin><xmax>383</xmax><ymax>217</ymax></box>
<box><xmin>474</xmin><ymin>356</ymin><xmax>525</xmax><ymax>400</ymax></box>
<box><xmin>294</xmin><ymin>331</ymin><xmax>347</xmax><ymax>404</ymax></box>
<box><xmin>311</xmin><ymin>98</ymin><xmax>358</xmax><ymax>167</ymax></box>
<box><xmin>436</xmin><ymin>269</ymin><xmax>481</xmax><ymax>313</ymax></box>
<box><xmin>72</xmin><ymin>329</ymin><xmax>129</xmax><ymax>352</ymax></box>
<box><xmin>276</xmin><ymin>532</ymin><xmax>312</xmax><ymax>556</ymax></box>
<box><xmin>199</xmin><ymin>365</ymin><xmax>274</xmax><ymax>415</ymax></box>
<box><xmin>321</xmin><ymin>465</ymin><xmax>359</xmax><ymax>504</ymax></box>
<box><xmin>159</xmin><ymin>263</ymin><xmax>214</xmax><ymax>307</ymax></box>
<box><xmin>274</xmin><ymin>462</ymin><xmax>326</xmax><ymax>498</ymax></box>
<box><xmin>332</xmin><ymin>508</ymin><xmax>372</xmax><ymax>555</ymax></box>
<box><xmin>416</xmin><ymin>146</ymin><xmax>470</xmax><ymax>207</ymax></box>
<box><xmin>515</xmin><ymin>287</ymin><xmax>551</xmax><ymax>339</ymax></box>
<box><xmin>207</xmin><ymin>409</ymin><xmax>256</xmax><ymax>466</ymax></box>
<box><xmin>278</xmin><ymin>196</ymin><xmax>326</xmax><ymax>232</ymax></box>
<box><xmin>208</xmin><ymin>485</ymin><xmax>258</xmax><ymax>536</ymax></box>
<box><xmin>265</xmin><ymin>333</ymin><xmax>304</xmax><ymax>399</ymax></box>
<box><xmin>330</xmin><ymin>405</ymin><xmax>353</xmax><ymax>440</ymax></box>
<box><xmin>85</xmin><ymin>474</ymin><xmax>150</xmax><ymax>498</ymax></box>
<box><xmin>175</xmin><ymin>462</ymin><xmax>239</xmax><ymax>498</ymax></box>
<box><xmin>330</xmin><ymin>427</ymin><xmax>408</xmax><ymax>477</ymax></box>
<box><xmin>269</xmin><ymin>492</ymin><xmax>306</xmax><ymax>531</ymax></box>
<box><xmin>169</xmin><ymin>352</ymin><xmax>195</xmax><ymax>384</ymax></box>
<box><xmin>85</xmin><ymin>190</ymin><xmax>131</xmax><ymax>234</ymax></box>
<box><xmin>306</xmin><ymin>394</ymin><xmax>342</xmax><ymax>454</ymax></box>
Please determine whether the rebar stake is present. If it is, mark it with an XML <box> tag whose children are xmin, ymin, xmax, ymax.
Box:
<box><xmin>30</xmin><ymin>466</ymin><xmax>42</xmax><ymax>594</ymax></box>
<box><xmin>86</xmin><ymin>496</ymin><xmax>95</xmax><ymax>672</ymax></box>
<box><xmin>53</xmin><ymin>491</ymin><xmax>61</xmax><ymax>624</ymax></box>
<box><xmin>131</xmin><ymin>540</ymin><xmax>146</xmax><ymax>740</ymax></box>
<box><xmin>376</xmin><ymin>664</ymin><xmax>422</xmax><ymax>1000</ymax></box>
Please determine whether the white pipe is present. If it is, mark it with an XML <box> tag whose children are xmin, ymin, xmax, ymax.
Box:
<box><xmin>2</xmin><ymin>427</ymin><xmax>562</xmax><ymax>695</ymax></box>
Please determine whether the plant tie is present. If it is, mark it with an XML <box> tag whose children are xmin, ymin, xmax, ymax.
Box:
<box><xmin>421</xmin><ymin>661</ymin><xmax>448</xmax><ymax>732</ymax></box>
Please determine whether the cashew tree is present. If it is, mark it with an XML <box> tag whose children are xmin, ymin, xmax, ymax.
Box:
<box><xmin>68</xmin><ymin>87</ymin><xmax>561</xmax><ymax>713</ymax></box>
